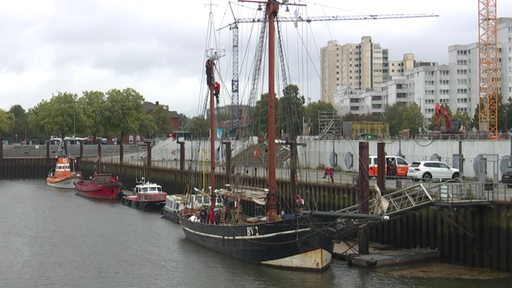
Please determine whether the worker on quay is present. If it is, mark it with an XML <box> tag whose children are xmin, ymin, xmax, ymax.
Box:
<box><xmin>323</xmin><ymin>166</ymin><xmax>334</xmax><ymax>183</ymax></box>
<box><xmin>389</xmin><ymin>159</ymin><xmax>397</xmax><ymax>176</ymax></box>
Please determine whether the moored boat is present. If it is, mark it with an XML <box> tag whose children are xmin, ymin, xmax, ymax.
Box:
<box><xmin>178</xmin><ymin>1</ymin><xmax>388</xmax><ymax>271</ymax></box>
<box><xmin>161</xmin><ymin>194</ymin><xmax>187</xmax><ymax>223</ymax></box>
<box><xmin>47</xmin><ymin>155</ymin><xmax>83</xmax><ymax>189</ymax></box>
<box><xmin>122</xmin><ymin>178</ymin><xmax>167</xmax><ymax>210</ymax></box>
<box><xmin>162</xmin><ymin>187</ymin><xmax>224</xmax><ymax>223</ymax></box>
<box><xmin>75</xmin><ymin>172</ymin><xmax>123</xmax><ymax>200</ymax></box>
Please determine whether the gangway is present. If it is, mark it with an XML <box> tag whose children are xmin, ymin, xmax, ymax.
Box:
<box><xmin>337</xmin><ymin>183</ymin><xmax>435</xmax><ymax>217</ymax></box>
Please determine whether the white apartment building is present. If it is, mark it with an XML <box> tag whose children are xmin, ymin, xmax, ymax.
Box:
<box><xmin>498</xmin><ymin>18</ymin><xmax>512</xmax><ymax>100</ymax></box>
<box><xmin>320</xmin><ymin>36</ymin><xmax>388</xmax><ymax>104</ymax></box>
<box><xmin>324</xmin><ymin>17</ymin><xmax>512</xmax><ymax>133</ymax></box>
<box><xmin>448</xmin><ymin>43</ymin><xmax>478</xmax><ymax>118</ymax></box>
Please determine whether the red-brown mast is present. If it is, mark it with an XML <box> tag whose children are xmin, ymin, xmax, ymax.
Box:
<box><xmin>266</xmin><ymin>0</ymin><xmax>278</xmax><ymax>221</ymax></box>
<box><xmin>239</xmin><ymin>0</ymin><xmax>305</xmax><ymax>220</ymax></box>
<box><xmin>206</xmin><ymin>57</ymin><xmax>217</xmax><ymax>208</ymax></box>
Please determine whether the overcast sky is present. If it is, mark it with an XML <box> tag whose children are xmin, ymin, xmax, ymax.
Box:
<box><xmin>1</xmin><ymin>0</ymin><xmax>511</xmax><ymax>117</ymax></box>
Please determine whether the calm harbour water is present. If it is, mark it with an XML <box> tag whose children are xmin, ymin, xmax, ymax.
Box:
<box><xmin>0</xmin><ymin>179</ymin><xmax>510</xmax><ymax>288</ymax></box>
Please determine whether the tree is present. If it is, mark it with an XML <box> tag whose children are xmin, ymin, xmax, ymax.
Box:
<box><xmin>401</xmin><ymin>102</ymin><xmax>423</xmax><ymax>136</ymax></box>
<box><xmin>79</xmin><ymin>91</ymin><xmax>108</xmax><ymax>140</ymax></box>
<box><xmin>104</xmin><ymin>88</ymin><xmax>147</xmax><ymax>163</ymax></box>
<box><xmin>104</xmin><ymin>88</ymin><xmax>146</xmax><ymax>141</ymax></box>
<box><xmin>9</xmin><ymin>105</ymin><xmax>28</xmax><ymax>143</ymax></box>
<box><xmin>453</xmin><ymin>111</ymin><xmax>471</xmax><ymax>132</ymax></box>
<box><xmin>250</xmin><ymin>85</ymin><xmax>306</xmax><ymax>139</ymax></box>
<box><xmin>276</xmin><ymin>84</ymin><xmax>305</xmax><ymax>139</ymax></box>
<box><xmin>146</xmin><ymin>104</ymin><xmax>169</xmax><ymax>137</ymax></box>
<box><xmin>139</xmin><ymin>113</ymin><xmax>158</xmax><ymax>139</ymax></box>
<box><xmin>384</xmin><ymin>102</ymin><xmax>423</xmax><ymax>137</ymax></box>
<box><xmin>186</xmin><ymin>116</ymin><xmax>209</xmax><ymax>139</ymax></box>
<box><xmin>28</xmin><ymin>92</ymin><xmax>79</xmax><ymax>140</ymax></box>
<box><xmin>0</xmin><ymin>109</ymin><xmax>15</xmax><ymax>143</ymax></box>
<box><xmin>250</xmin><ymin>93</ymin><xmax>269</xmax><ymax>137</ymax></box>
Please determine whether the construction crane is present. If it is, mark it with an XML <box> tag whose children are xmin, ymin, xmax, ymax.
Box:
<box><xmin>222</xmin><ymin>10</ymin><xmax>438</xmax><ymax>135</ymax></box>
<box><xmin>478</xmin><ymin>0</ymin><xmax>498</xmax><ymax>137</ymax></box>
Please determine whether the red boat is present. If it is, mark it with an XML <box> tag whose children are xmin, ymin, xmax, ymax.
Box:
<box><xmin>75</xmin><ymin>172</ymin><xmax>123</xmax><ymax>200</ymax></box>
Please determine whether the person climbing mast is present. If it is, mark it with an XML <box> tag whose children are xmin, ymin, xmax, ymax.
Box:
<box><xmin>214</xmin><ymin>81</ymin><xmax>220</xmax><ymax>104</ymax></box>
<box><xmin>205</xmin><ymin>58</ymin><xmax>215</xmax><ymax>88</ymax></box>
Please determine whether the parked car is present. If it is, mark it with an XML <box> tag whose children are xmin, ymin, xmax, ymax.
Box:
<box><xmin>501</xmin><ymin>169</ymin><xmax>512</xmax><ymax>187</ymax></box>
<box><xmin>408</xmin><ymin>161</ymin><xmax>460</xmax><ymax>181</ymax></box>
<box><xmin>368</xmin><ymin>155</ymin><xmax>409</xmax><ymax>177</ymax></box>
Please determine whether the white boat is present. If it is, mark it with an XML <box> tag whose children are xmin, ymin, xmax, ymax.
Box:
<box><xmin>121</xmin><ymin>178</ymin><xmax>167</xmax><ymax>210</ymax></box>
<box><xmin>161</xmin><ymin>194</ymin><xmax>187</xmax><ymax>223</ymax></box>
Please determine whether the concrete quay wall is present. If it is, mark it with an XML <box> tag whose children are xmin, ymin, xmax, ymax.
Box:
<box><xmin>296</xmin><ymin>137</ymin><xmax>512</xmax><ymax>180</ymax></box>
<box><xmin>3</xmin><ymin>138</ymin><xmax>512</xmax><ymax>180</ymax></box>
<box><xmin>148</xmin><ymin>137</ymin><xmax>512</xmax><ymax>180</ymax></box>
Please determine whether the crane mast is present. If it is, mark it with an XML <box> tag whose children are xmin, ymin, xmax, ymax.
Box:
<box><xmin>478</xmin><ymin>0</ymin><xmax>499</xmax><ymax>136</ymax></box>
<box><xmin>230</xmin><ymin>22</ymin><xmax>240</xmax><ymax>137</ymax></box>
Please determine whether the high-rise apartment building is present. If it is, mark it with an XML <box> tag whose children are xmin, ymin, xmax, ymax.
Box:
<box><xmin>323</xmin><ymin>17</ymin><xmax>512</xmax><ymax>133</ymax></box>
<box><xmin>320</xmin><ymin>36</ymin><xmax>388</xmax><ymax>104</ymax></box>
<box><xmin>498</xmin><ymin>18</ymin><xmax>512</xmax><ymax>100</ymax></box>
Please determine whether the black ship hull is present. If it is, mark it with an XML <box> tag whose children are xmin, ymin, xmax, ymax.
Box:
<box><xmin>178</xmin><ymin>215</ymin><xmax>334</xmax><ymax>270</ymax></box>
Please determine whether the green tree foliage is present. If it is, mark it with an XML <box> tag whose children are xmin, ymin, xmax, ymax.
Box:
<box><xmin>303</xmin><ymin>101</ymin><xmax>336</xmax><ymax>135</ymax></box>
<box><xmin>0</xmin><ymin>109</ymin><xmax>15</xmax><ymax>141</ymax></box>
<box><xmin>8</xmin><ymin>105</ymin><xmax>28</xmax><ymax>143</ymax></box>
<box><xmin>178</xmin><ymin>113</ymin><xmax>189</xmax><ymax>131</ymax></box>
<box><xmin>251</xmin><ymin>85</ymin><xmax>306</xmax><ymax>139</ymax></box>
<box><xmin>28</xmin><ymin>92</ymin><xmax>79</xmax><ymax>139</ymax></box>
<box><xmin>147</xmin><ymin>104</ymin><xmax>170</xmax><ymax>137</ymax></box>
<box><xmin>78</xmin><ymin>91</ymin><xmax>107</xmax><ymax>140</ymax></box>
<box><xmin>186</xmin><ymin>116</ymin><xmax>209</xmax><ymax>139</ymax></box>
<box><xmin>384</xmin><ymin>102</ymin><xmax>424</xmax><ymax>137</ymax></box>
<box><xmin>498</xmin><ymin>95</ymin><xmax>512</xmax><ymax>132</ymax></box>
<box><xmin>22</xmin><ymin>87</ymin><xmax>188</xmax><ymax>143</ymax></box>
<box><xmin>453</xmin><ymin>111</ymin><xmax>471</xmax><ymax>132</ymax></box>
<box><xmin>251</xmin><ymin>93</ymin><xmax>269</xmax><ymax>137</ymax></box>
<box><xmin>276</xmin><ymin>84</ymin><xmax>305</xmax><ymax>139</ymax></box>
<box><xmin>104</xmin><ymin>88</ymin><xmax>146</xmax><ymax>141</ymax></box>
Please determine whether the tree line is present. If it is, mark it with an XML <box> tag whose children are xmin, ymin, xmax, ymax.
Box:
<box><xmin>2</xmin><ymin>84</ymin><xmax>510</xmax><ymax>144</ymax></box>
<box><xmin>0</xmin><ymin>88</ymin><xmax>187</xmax><ymax>144</ymax></box>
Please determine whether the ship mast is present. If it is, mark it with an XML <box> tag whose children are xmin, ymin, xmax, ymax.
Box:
<box><xmin>241</xmin><ymin>0</ymin><xmax>305</xmax><ymax>221</ymax></box>
<box><xmin>265</xmin><ymin>0</ymin><xmax>278</xmax><ymax>221</ymax></box>
<box><xmin>208</xmin><ymin>57</ymin><xmax>216</xmax><ymax>208</ymax></box>
<box><xmin>204</xmin><ymin>1</ymin><xmax>225</xmax><ymax>209</ymax></box>
<box><xmin>206</xmin><ymin>50</ymin><xmax>223</xmax><ymax>208</ymax></box>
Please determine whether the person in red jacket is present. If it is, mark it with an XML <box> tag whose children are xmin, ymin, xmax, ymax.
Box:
<box><xmin>323</xmin><ymin>166</ymin><xmax>334</xmax><ymax>183</ymax></box>
<box><xmin>208</xmin><ymin>208</ymin><xmax>215</xmax><ymax>224</ymax></box>
<box><xmin>214</xmin><ymin>82</ymin><xmax>220</xmax><ymax>104</ymax></box>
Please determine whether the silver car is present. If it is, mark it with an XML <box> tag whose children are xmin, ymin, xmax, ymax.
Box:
<box><xmin>408</xmin><ymin>161</ymin><xmax>460</xmax><ymax>181</ymax></box>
